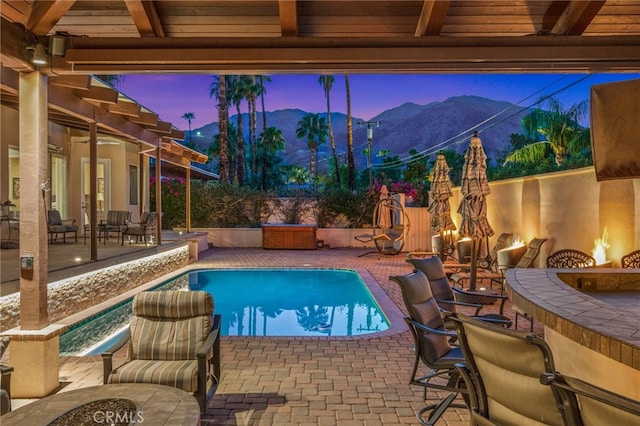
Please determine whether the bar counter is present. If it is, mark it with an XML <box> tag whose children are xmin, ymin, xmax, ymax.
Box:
<box><xmin>504</xmin><ymin>268</ymin><xmax>640</xmax><ymax>400</ymax></box>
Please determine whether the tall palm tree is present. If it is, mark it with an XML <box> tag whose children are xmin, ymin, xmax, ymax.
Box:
<box><xmin>208</xmin><ymin>123</ymin><xmax>239</xmax><ymax>180</ymax></box>
<box><xmin>210</xmin><ymin>75</ymin><xmax>229</xmax><ymax>182</ymax></box>
<box><xmin>296</xmin><ymin>113</ymin><xmax>328</xmax><ymax>186</ymax></box>
<box><xmin>258</xmin><ymin>75</ymin><xmax>272</xmax><ymax>184</ymax></box>
<box><xmin>260</xmin><ymin>126</ymin><xmax>286</xmax><ymax>189</ymax></box>
<box><xmin>245</xmin><ymin>76</ymin><xmax>261</xmax><ymax>177</ymax></box>
<box><xmin>228</xmin><ymin>75</ymin><xmax>248</xmax><ymax>184</ymax></box>
<box><xmin>181</xmin><ymin>112</ymin><xmax>195</xmax><ymax>146</ymax></box>
<box><xmin>319</xmin><ymin>75</ymin><xmax>341</xmax><ymax>186</ymax></box>
<box><xmin>505</xmin><ymin>98</ymin><xmax>590</xmax><ymax>166</ymax></box>
<box><xmin>345</xmin><ymin>75</ymin><xmax>355</xmax><ymax>190</ymax></box>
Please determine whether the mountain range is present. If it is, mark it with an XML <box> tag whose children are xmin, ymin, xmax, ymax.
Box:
<box><xmin>189</xmin><ymin>95</ymin><xmax>532</xmax><ymax>171</ymax></box>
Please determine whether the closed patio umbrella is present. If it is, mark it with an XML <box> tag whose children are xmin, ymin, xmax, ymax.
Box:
<box><xmin>457</xmin><ymin>131</ymin><xmax>495</xmax><ymax>290</ymax></box>
<box><xmin>377</xmin><ymin>184</ymin><xmax>392</xmax><ymax>231</ymax></box>
<box><xmin>428</xmin><ymin>151</ymin><xmax>457</xmax><ymax>260</ymax></box>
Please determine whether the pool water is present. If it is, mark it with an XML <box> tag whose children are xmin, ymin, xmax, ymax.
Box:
<box><xmin>60</xmin><ymin>268</ymin><xmax>389</xmax><ymax>356</ymax></box>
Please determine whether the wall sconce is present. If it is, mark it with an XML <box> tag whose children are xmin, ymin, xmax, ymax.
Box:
<box><xmin>30</xmin><ymin>43</ymin><xmax>48</xmax><ymax>65</ymax></box>
<box><xmin>49</xmin><ymin>33</ymin><xmax>67</xmax><ymax>57</ymax></box>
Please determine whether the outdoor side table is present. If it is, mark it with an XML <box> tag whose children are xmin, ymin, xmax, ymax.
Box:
<box><xmin>1</xmin><ymin>383</ymin><xmax>201</xmax><ymax>425</ymax></box>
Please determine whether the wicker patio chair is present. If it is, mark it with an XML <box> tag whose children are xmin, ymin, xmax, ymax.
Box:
<box><xmin>389</xmin><ymin>269</ymin><xmax>468</xmax><ymax>425</ymax></box>
<box><xmin>121</xmin><ymin>211</ymin><xmax>157</xmax><ymax>245</ymax></box>
<box><xmin>102</xmin><ymin>290</ymin><xmax>222</xmax><ymax>413</ymax></box>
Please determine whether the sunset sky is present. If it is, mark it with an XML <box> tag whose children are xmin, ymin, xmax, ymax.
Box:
<box><xmin>118</xmin><ymin>73</ymin><xmax>640</xmax><ymax>131</ymax></box>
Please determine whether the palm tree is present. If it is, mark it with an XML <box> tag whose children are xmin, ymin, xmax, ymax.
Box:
<box><xmin>319</xmin><ymin>75</ymin><xmax>341</xmax><ymax>186</ymax></box>
<box><xmin>345</xmin><ymin>75</ymin><xmax>355</xmax><ymax>190</ymax></box>
<box><xmin>209</xmin><ymin>123</ymin><xmax>239</xmax><ymax>180</ymax></box>
<box><xmin>296</xmin><ymin>113</ymin><xmax>328</xmax><ymax>187</ymax></box>
<box><xmin>228</xmin><ymin>75</ymin><xmax>248</xmax><ymax>184</ymax></box>
<box><xmin>210</xmin><ymin>75</ymin><xmax>229</xmax><ymax>182</ymax></box>
<box><xmin>258</xmin><ymin>75</ymin><xmax>272</xmax><ymax>184</ymax></box>
<box><xmin>245</xmin><ymin>76</ymin><xmax>261</xmax><ymax>177</ymax></box>
<box><xmin>259</xmin><ymin>126</ymin><xmax>286</xmax><ymax>189</ymax></box>
<box><xmin>505</xmin><ymin>98</ymin><xmax>590</xmax><ymax>166</ymax></box>
<box><xmin>181</xmin><ymin>112</ymin><xmax>195</xmax><ymax>146</ymax></box>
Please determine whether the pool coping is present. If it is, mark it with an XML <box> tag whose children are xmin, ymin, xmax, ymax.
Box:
<box><xmin>56</xmin><ymin>265</ymin><xmax>407</xmax><ymax>354</ymax></box>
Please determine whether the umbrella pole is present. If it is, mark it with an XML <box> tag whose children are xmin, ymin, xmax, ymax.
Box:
<box><xmin>439</xmin><ymin>229</ymin><xmax>446</xmax><ymax>261</ymax></box>
<box><xmin>469</xmin><ymin>238</ymin><xmax>478</xmax><ymax>291</ymax></box>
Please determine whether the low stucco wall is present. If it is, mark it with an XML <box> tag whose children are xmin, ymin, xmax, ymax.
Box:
<box><xmin>0</xmin><ymin>245</ymin><xmax>191</xmax><ymax>332</ymax></box>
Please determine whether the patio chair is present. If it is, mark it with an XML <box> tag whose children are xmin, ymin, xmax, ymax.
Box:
<box><xmin>389</xmin><ymin>269</ymin><xmax>468</xmax><ymax>425</ymax></box>
<box><xmin>451</xmin><ymin>314</ymin><xmax>568</xmax><ymax>426</ymax></box>
<box><xmin>450</xmin><ymin>233</ymin><xmax>514</xmax><ymax>292</ymax></box>
<box><xmin>408</xmin><ymin>256</ymin><xmax>512</xmax><ymax>328</ymax></box>
<box><xmin>509</xmin><ymin>237</ymin><xmax>548</xmax><ymax>331</ymax></box>
<box><xmin>121</xmin><ymin>211</ymin><xmax>157</xmax><ymax>245</ymax></box>
<box><xmin>546</xmin><ymin>249</ymin><xmax>596</xmax><ymax>268</ymax></box>
<box><xmin>99</xmin><ymin>210</ymin><xmax>131</xmax><ymax>244</ymax></box>
<box><xmin>102</xmin><ymin>290</ymin><xmax>222</xmax><ymax>413</ymax></box>
<box><xmin>540</xmin><ymin>372</ymin><xmax>640</xmax><ymax>425</ymax></box>
<box><xmin>0</xmin><ymin>336</ymin><xmax>13</xmax><ymax>415</ymax></box>
<box><xmin>47</xmin><ymin>209</ymin><xmax>78</xmax><ymax>243</ymax></box>
<box><xmin>621</xmin><ymin>249</ymin><xmax>640</xmax><ymax>268</ymax></box>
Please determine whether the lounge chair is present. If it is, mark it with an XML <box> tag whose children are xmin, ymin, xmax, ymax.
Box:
<box><xmin>47</xmin><ymin>209</ymin><xmax>78</xmax><ymax>243</ymax></box>
<box><xmin>389</xmin><ymin>270</ymin><xmax>468</xmax><ymax>425</ymax></box>
<box><xmin>102</xmin><ymin>290</ymin><xmax>222</xmax><ymax>413</ymax></box>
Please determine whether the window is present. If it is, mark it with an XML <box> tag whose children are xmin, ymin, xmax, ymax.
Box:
<box><xmin>129</xmin><ymin>165</ymin><xmax>139</xmax><ymax>205</ymax></box>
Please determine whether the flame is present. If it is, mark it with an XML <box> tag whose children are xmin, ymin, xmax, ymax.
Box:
<box><xmin>592</xmin><ymin>227</ymin><xmax>610</xmax><ymax>265</ymax></box>
<box><xmin>507</xmin><ymin>235</ymin><xmax>525</xmax><ymax>249</ymax></box>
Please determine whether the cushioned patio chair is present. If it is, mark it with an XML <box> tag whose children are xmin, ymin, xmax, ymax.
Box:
<box><xmin>451</xmin><ymin>314</ymin><xmax>569</xmax><ymax>426</ymax></box>
<box><xmin>102</xmin><ymin>290</ymin><xmax>222</xmax><ymax>413</ymax></box>
<box><xmin>621</xmin><ymin>249</ymin><xmax>640</xmax><ymax>268</ymax></box>
<box><xmin>0</xmin><ymin>336</ymin><xmax>13</xmax><ymax>415</ymax></box>
<box><xmin>99</xmin><ymin>210</ymin><xmax>131</xmax><ymax>244</ymax></box>
<box><xmin>389</xmin><ymin>270</ymin><xmax>468</xmax><ymax>425</ymax></box>
<box><xmin>121</xmin><ymin>211</ymin><xmax>157</xmax><ymax>245</ymax></box>
<box><xmin>540</xmin><ymin>372</ymin><xmax>640</xmax><ymax>425</ymax></box>
<box><xmin>408</xmin><ymin>256</ymin><xmax>512</xmax><ymax>328</ymax></box>
<box><xmin>546</xmin><ymin>249</ymin><xmax>596</xmax><ymax>268</ymax></box>
<box><xmin>47</xmin><ymin>209</ymin><xmax>78</xmax><ymax>243</ymax></box>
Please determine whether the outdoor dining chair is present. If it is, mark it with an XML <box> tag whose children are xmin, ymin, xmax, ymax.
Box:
<box><xmin>546</xmin><ymin>249</ymin><xmax>596</xmax><ymax>268</ymax></box>
<box><xmin>540</xmin><ymin>372</ymin><xmax>640</xmax><ymax>425</ymax></box>
<box><xmin>451</xmin><ymin>314</ymin><xmax>569</xmax><ymax>426</ymax></box>
<box><xmin>621</xmin><ymin>249</ymin><xmax>640</xmax><ymax>268</ymax></box>
<box><xmin>99</xmin><ymin>210</ymin><xmax>131</xmax><ymax>244</ymax></box>
<box><xmin>389</xmin><ymin>270</ymin><xmax>468</xmax><ymax>425</ymax></box>
<box><xmin>407</xmin><ymin>256</ymin><xmax>512</xmax><ymax>328</ymax></box>
<box><xmin>102</xmin><ymin>290</ymin><xmax>222</xmax><ymax>413</ymax></box>
<box><xmin>121</xmin><ymin>211</ymin><xmax>157</xmax><ymax>245</ymax></box>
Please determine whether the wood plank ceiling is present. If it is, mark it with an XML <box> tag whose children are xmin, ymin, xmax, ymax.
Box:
<box><xmin>0</xmin><ymin>1</ymin><xmax>638</xmax><ymax>162</ymax></box>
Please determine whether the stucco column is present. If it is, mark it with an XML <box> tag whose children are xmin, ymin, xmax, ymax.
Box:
<box><xmin>18</xmin><ymin>71</ymin><xmax>48</xmax><ymax>330</ymax></box>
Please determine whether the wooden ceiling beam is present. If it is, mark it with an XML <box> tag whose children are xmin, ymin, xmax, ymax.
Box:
<box><xmin>124</xmin><ymin>0</ymin><xmax>165</xmax><ymax>37</ymax></box>
<box><xmin>279</xmin><ymin>0</ymin><xmax>298</xmax><ymax>37</ymax></box>
<box><xmin>59</xmin><ymin>35</ymin><xmax>640</xmax><ymax>74</ymax></box>
<box><xmin>0</xmin><ymin>66</ymin><xmax>19</xmax><ymax>94</ymax></box>
<box><xmin>26</xmin><ymin>0</ymin><xmax>76</xmax><ymax>36</ymax></box>
<box><xmin>415</xmin><ymin>0</ymin><xmax>451</xmax><ymax>37</ymax></box>
<box><xmin>108</xmin><ymin>99</ymin><xmax>142</xmax><ymax>117</ymax></box>
<box><xmin>130</xmin><ymin>111</ymin><xmax>159</xmax><ymax>126</ymax></box>
<box><xmin>49</xmin><ymin>75</ymin><xmax>91</xmax><ymax>90</ymax></box>
<box><xmin>77</xmin><ymin>86</ymin><xmax>119</xmax><ymax>104</ymax></box>
<box><xmin>551</xmin><ymin>0</ymin><xmax>606</xmax><ymax>35</ymax></box>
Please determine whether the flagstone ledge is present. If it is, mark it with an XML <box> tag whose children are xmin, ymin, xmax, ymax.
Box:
<box><xmin>504</xmin><ymin>268</ymin><xmax>640</xmax><ymax>371</ymax></box>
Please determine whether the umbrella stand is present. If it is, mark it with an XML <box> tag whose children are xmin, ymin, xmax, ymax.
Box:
<box><xmin>469</xmin><ymin>238</ymin><xmax>479</xmax><ymax>291</ymax></box>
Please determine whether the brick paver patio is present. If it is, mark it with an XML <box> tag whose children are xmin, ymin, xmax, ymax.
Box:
<box><xmin>15</xmin><ymin>247</ymin><xmax>540</xmax><ymax>425</ymax></box>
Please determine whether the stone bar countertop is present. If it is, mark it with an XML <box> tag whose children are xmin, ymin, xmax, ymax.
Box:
<box><xmin>504</xmin><ymin>268</ymin><xmax>640</xmax><ymax>371</ymax></box>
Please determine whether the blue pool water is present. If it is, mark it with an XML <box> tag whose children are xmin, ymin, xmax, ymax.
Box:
<box><xmin>59</xmin><ymin>268</ymin><xmax>389</xmax><ymax>356</ymax></box>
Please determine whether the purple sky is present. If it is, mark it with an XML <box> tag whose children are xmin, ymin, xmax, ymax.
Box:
<box><xmin>118</xmin><ymin>73</ymin><xmax>640</xmax><ymax>131</ymax></box>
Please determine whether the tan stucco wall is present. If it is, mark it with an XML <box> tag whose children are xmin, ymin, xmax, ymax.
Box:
<box><xmin>451</xmin><ymin>168</ymin><xmax>639</xmax><ymax>267</ymax></box>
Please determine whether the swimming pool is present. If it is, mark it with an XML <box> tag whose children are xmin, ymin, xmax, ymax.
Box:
<box><xmin>59</xmin><ymin>268</ymin><xmax>391</xmax><ymax>356</ymax></box>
